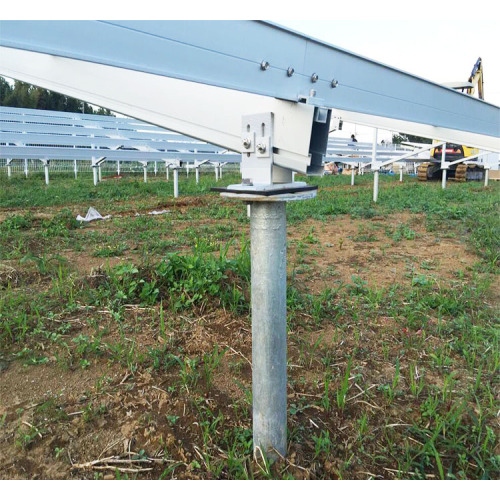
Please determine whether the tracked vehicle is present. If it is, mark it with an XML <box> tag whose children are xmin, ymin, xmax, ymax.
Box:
<box><xmin>418</xmin><ymin>58</ymin><xmax>486</xmax><ymax>182</ymax></box>
<box><xmin>417</xmin><ymin>143</ymin><xmax>484</xmax><ymax>182</ymax></box>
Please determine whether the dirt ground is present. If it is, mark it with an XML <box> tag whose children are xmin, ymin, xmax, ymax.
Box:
<box><xmin>0</xmin><ymin>210</ymin><xmax>488</xmax><ymax>479</ymax></box>
<box><xmin>287</xmin><ymin>212</ymin><xmax>478</xmax><ymax>292</ymax></box>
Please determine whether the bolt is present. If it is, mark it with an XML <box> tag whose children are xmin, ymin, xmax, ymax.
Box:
<box><xmin>257</xmin><ymin>143</ymin><xmax>267</xmax><ymax>154</ymax></box>
<box><xmin>242</xmin><ymin>137</ymin><xmax>252</xmax><ymax>149</ymax></box>
<box><xmin>331</xmin><ymin>79</ymin><xmax>338</xmax><ymax>88</ymax></box>
<box><xmin>260</xmin><ymin>61</ymin><xmax>270</xmax><ymax>71</ymax></box>
<box><xmin>287</xmin><ymin>67</ymin><xmax>294</xmax><ymax>77</ymax></box>
<box><xmin>311</xmin><ymin>73</ymin><xmax>319</xmax><ymax>83</ymax></box>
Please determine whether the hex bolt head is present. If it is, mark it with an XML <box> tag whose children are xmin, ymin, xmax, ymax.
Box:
<box><xmin>287</xmin><ymin>67</ymin><xmax>294</xmax><ymax>77</ymax></box>
<box><xmin>260</xmin><ymin>61</ymin><xmax>270</xmax><ymax>71</ymax></box>
<box><xmin>256</xmin><ymin>143</ymin><xmax>267</xmax><ymax>154</ymax></box>
<box><xmin>331</xmin><ymin>79</ymin><xmax>339</xmax><ymax>88</ymax></box>
<box><xmin>311</xmin><ymin>73</ymin><xmax>319</xmax><ymax>83</ymax></box>
<box><xmin>242</xmin><ymin>137</ymin><xmax>252</xmax><ymax>149</ymax></box>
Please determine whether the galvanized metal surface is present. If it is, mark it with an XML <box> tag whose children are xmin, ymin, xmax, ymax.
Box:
<box><xmin>250</xmin><ymin>201</ymin><xmax>287</xmax><ymax>460</ymax></box>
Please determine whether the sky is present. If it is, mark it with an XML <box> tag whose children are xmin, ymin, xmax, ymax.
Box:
<box><xmin>3</xmin><ymin>1</ymin><xmax>499</xmax><ymax>144</ymax></box>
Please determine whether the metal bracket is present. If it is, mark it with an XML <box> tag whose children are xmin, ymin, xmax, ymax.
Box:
<box><xmin>241</xmin><ymin>112</ymin><xmax>275</xmax><ymax>185</ymax></box>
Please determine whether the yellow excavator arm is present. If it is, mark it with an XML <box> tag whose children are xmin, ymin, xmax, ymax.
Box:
<box><xmin>467</xmin><ymin>57</ymin><xmax>484</xmax><ymax>100</ymax></box>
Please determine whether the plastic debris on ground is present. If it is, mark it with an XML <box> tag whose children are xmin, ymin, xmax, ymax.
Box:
<box><xmin>76</xmin><ymin>207</ymin><xmax>112</xmax><ymax>222</ymax></box>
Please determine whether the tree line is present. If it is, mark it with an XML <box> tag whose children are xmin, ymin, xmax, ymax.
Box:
<box><xmin>0</xmin><ymin>77</ymin><xmax>114</xmax><ymax>115</ymax></box>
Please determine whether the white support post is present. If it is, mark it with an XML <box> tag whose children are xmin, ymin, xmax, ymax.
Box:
<box><xmin>351</xmin><ymin>166</ymin><xmax>355</xmax><ymax>186</ymax></box>
<box><xmin>441</xmin><ymin>144</ymin><xmax>448</xmax><ymax>190</ymax></box>
<box><xmin>400</xmin><ymin>164</ymin><xmax>403</xmax><ymax>182</ymax></box>
<box><xmin>24</xmin><ymin>159</ymin><xmax>29</xmax><ymax>178</ymax></box>
<box><xmin>371</xmin><ymin>128</ymin><xmax>378</xmax><ymax>164</ymax></box>
<box><xmin>7</xmin><ymin>164</ymin><xmax>12</xmax><ymax>178</ymax></box>
<box><xmin>154</xmin><ymin>161</ymin><xmax>158</xmax><ymax>176</ymax></box>
<box><xmin>219</xmin><ymin>164</ymin><xmax>223</xmax><ymax>179</ymax></box>
<box><xmin>117</xmin><ymin>161</ymin><xmax>121</xmax><ymax>176</ymax></box>
<box><xmin>292</xmin><ymin>172</ymin><xmax>296</xmax><ymax>182</ymax></box>
<box><xmin>441</xmin><ymin>163</ymin><xmax>450</xmax><ymax>189</ymax></box>
<box><xmin>143</xmin><ymin>165</ymin><xmax>148</xmax><ymax>183</ymax></box>
<box><xmin>195</xmin><ymin>162</ymin><xmax>200</xmax><ymax>184</ymax></box>
<box><xmin>373</xmin><ymin>163</ymin><xmax>381</xmax><ymax>202</ymax></box>
<box><xmin>186</xmin><ymin>163</ymin><xmax>190</xmax><ymax>177</ymax></box>
<box><xmin>98</xmin><ymin>165</ymin><xmax>102</xmax><ymax>182</ymax></box>
<box><xmin>92</xmin><ymin>165</ymin><xmax>98</xmax><ymax>186</ymax></box>
<box><xmin>166</xmin><ymin>163</ymin><xmax>170</xmax><ymax>180</ymax></box>
<box><xmin>215</xmin><ymin>164</ymin><xmax>219</xmax><ymax>181</ymax></box>
<box><xmin>484</xmin><ymin>166</ymin><xmax>490</xmax><ymax>187</ymax></box>
<box><xmin>44</xmin><ymin>164</ymin><xmax>49</xmax><ymax>185</ymax></box>
<box><xmin>74</xmin><ymin>159</ymin><xmax>78</xmax><ymax>179</ymax></box>
<box><xmin>173</xmin><ymin>167</ymin><xmax>179</xmax><ymax>198</ymax></box>
<box><xmin>372</xmin><ymin>128</ymin><xmax>379</xmax><ymax>202</ymax></box>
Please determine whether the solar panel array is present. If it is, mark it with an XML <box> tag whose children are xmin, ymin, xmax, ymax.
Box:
<box><xmin>0</xmin><ymin>106</ymin><xmax>241</xmax><ymax>177</ymax></box>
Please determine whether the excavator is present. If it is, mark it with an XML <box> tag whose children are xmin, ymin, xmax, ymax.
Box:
<box><xmin>418</xmin><ymin>58</ymin><xmax>485</xmax><ymax>182</ymax></box>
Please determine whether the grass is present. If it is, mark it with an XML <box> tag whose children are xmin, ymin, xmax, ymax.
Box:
<box><xmin>0</xmin><ymin>169</ymin><xmax>498</xmax><ymax>479</ymax></box>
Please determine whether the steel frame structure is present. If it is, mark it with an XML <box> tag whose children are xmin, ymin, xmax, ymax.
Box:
<box><xmin>1</xmin><ymin>20</ymin><xmax>498</xmax><ymax>462</ymax></box>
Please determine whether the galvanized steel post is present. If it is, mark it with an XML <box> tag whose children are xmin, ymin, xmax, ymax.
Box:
<box><xmin>484</xmin><ymin>166</ymin><xmax>490</xmax><ymax>187</ymax></box>
<box><xmin>351</xmin><ymin>166</ymin><xmax>355</xmax><ymax>186</ymax></box>
<box><xmin>143</xmin><ymin>165</ymin><xmax>148</xmax><ymax>183</ymax></box>
<box><xmin>24</xmin><ymin>159</ymin><xmax>28</xmax><ymax>178</ymax></box>
<box><xmin>92</xmin><ymin>165</ymin><xmax>98</xmax><ymax>186</ymax></box>
<box><xmin>44</xmin><ymin>164</ymin><xmax>49</xmax><ymax>185</ymax></box>
<box><xmin>250</xmin><ymin>201</ymin><xmax>288</xmax><ymax>460</ymax></box>
<box><xmin>7</xmin><ymin>164</ymin><xmax>11</xmax><ymax>178</ymax></box>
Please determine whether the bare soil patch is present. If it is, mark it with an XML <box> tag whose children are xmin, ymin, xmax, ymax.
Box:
<box><xmin>287</xmin><ymin>213</ymin><xmax>478</xmax><ymax>293</ymax></box>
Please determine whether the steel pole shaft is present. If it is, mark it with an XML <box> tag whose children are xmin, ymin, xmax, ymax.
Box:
<box><xmin>250</xmin><ymin>201</ymin><xmax>287</xmax><ymax>461</ymax></box>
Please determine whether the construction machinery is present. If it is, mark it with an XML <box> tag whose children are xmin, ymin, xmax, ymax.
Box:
<box><xmin>418</xmin><ymin>58</ymin><xmax>486</xmax><ymax>182</ymax></box>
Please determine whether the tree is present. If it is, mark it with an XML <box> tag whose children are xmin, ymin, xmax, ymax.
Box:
<box><xmin>392</xmin><ymin>133</ymin><xmax>431</xmax><ymax>145</ymax></box>
<box><xmin>0</xmin><ymin>77</ymin><xmax>114</xmax><ymax>116</ymax></box>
